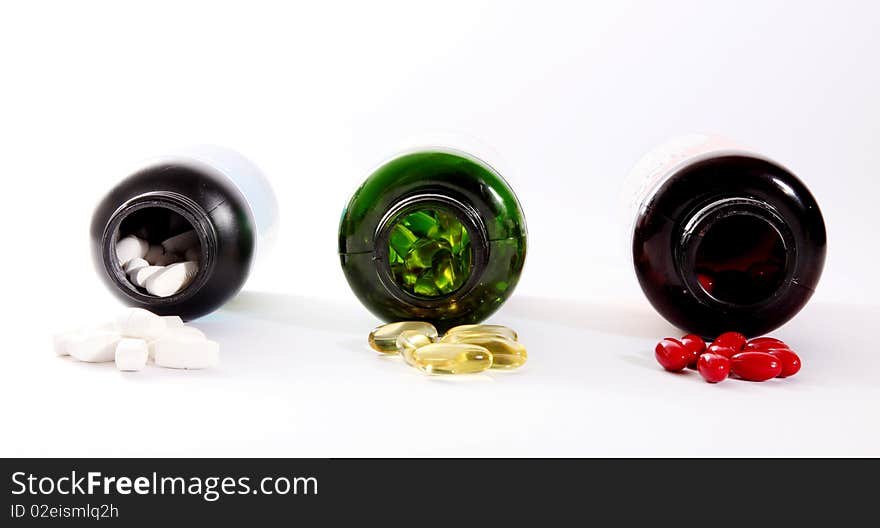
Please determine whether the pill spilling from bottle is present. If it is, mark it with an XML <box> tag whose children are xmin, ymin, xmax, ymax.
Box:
<box><xmin>115</xmin><ymin>232</ymin><xmax>200</xmax><ymax>297</ymax></box>
<box><xmin>654</xmin><ymin>331</ymin><xmax>801</xmax><ymax>384</ymax></box>
<box><xmin>367</xmin><ymin>322</ymin><xmax>526</xmax><ymax>375</ymax></box>
<box><xmin>54</xmin><ymin>308</ymin><xmax>219</xmax><ymax>371</ymax></box>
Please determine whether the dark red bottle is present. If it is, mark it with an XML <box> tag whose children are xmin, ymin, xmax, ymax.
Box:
<box><xmin>630</xmin><ymin>136</ymin><xmax>826</xmax><ymax>338</ymax></box>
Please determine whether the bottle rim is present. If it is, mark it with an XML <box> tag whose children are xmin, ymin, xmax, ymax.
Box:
<box><xmin>372</xmin><ymin>192</ymin><xmax>491</xmax><ymax>309</ymax></box>
<box><xmin>676</xmin><ymin>196</ymin><xmax>798</xmax><ymax>311</ymax></box>
<box><xmin>100</xmin><ymin>191</ymin><xmax>218</xmax><ymax>306</ymax></box>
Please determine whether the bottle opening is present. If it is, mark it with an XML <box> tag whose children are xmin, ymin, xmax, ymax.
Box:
<box><xmin>113</xmin><ymin>204</ymin><xmax>205</xmax><ymax>298</ymax></box>
<box><xmin>386</xmin><ymin>208</ymin><xmax>473</xmax><ymax>298</ymax></box>
<box><xmin>694</xmin><ymin>213</ymin><xmax>787</xmax><ymax>305</ymax></box>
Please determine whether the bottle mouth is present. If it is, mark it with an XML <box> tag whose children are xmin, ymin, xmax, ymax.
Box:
<box><xmin>373</xmin><ymin>193</ymin><xmax>489</xmax><ymax>308</ymax></box>
<box><xmin>678</xmin><ymin>197</ymin><xmax>796</xmax><ymax>308</ymax></box>
<box><xmin>101</xmin><ymin>192</ymin><xmax>216</xmax><ymax>305</ymax></box>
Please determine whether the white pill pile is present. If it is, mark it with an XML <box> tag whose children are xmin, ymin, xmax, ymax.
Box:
<box><xmin>54</xmin><ymin>308</ymin><xmax>220</xmax><ymax>372</ymax></box>
<box><xmin>115</xmin><ymin>232</ymin><xmax>201</xmax><ymax>297</ymax></box>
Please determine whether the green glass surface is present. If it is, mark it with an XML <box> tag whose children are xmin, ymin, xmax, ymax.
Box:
<box><xmin>339</xmin><ymin>150</ymin><xmax>527</xmax><ymax>331</ymax></box>
<box><xmin>388</xmin><ymin>209</ymin><xmax>472</xmax><ymax>297</ymax></box>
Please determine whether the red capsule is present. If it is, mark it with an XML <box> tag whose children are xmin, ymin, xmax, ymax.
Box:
<box><xmin>748</xmin><ymin>262</ymin><xmax>783</xmax><ymax>282</ymax></box>
<box><xmin>697</xmin><ymin>353</ymin><xmax>730</xmax><ymax>383</ymax></box>
<box><xmin>655</xmin><ymin>339</ymin><xmax>691</xmax><ymax>372</ymax></box>
<box><xmin>680</xmin><ymin>334</ymin><xmax>706</xmax><ymax>367</ymax></box>
<box><xmin>730</xmin><ymin>352</ymin><xmax>782</xmax><ymax>381</ymax></box>
<box><xmin>768</xmin><ymin>348</ymin><xmax>801</xmax><ymax>378</ymax></box>
<box><xmin>712</xmin><ymin>331</ymin><xmax>747</xmax><ymax>352</ymax></box>
<box><xmin>681</xmin><ymin>334</ymin><xmax>706</xmax><ymax>355</ymax></box>
<box><xmin>706</xmin><ymin>343</ymin><xmax>737</xmax><ymax>359</ymax></box>
<box><xmin>742</xmin><ymin>337</ymin><xmax>790</xmax><ymax>352</ymax></box>
<box><xmin>698</xmin><ymin>273</ymin><xmax>715</xmax><ymax>293</ymax></box>
<box><xmin>749</xmin><ymin>336</ymin><xmax>788</xmax><ymax>347</ymax></box>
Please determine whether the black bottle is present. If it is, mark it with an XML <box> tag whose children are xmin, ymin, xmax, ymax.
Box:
<box><xmin>630</xmin><ymin>136</ymin><xmax>826</xmax><ymax>338</ymax></box>
<box><xmin>90</xmin><ymin>146</ymin><xmax>277</xmax><ymax>320</ymax></box>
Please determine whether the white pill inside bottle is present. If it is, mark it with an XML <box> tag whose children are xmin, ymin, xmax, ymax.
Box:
<box><xmin>162</xmin><ymin>230</ymin><xmax>198</xmax><ymax>254</ymax></box>
<box><xmin>144</xmin><ymin>244</ymin><xmax>165</xmax><ymax>264</ymax></box>
<box><xmin>115</xmin><ymin>236</ymin><xmax>148</xmax><ymax>266</ymax></box>
<box><xmin>123</xmin><ymin>257</ymin><xmax>149</xmax><ymax>274</ymax></box>
<box><xmin>130</xmin><ymin>266</ymin><xmax>165</xmax><ymax>288</ymax></box>
<box><xmin>145</xmin><ymin>261</ymin><xmax>198</xmax><ymax>297</ymax></box>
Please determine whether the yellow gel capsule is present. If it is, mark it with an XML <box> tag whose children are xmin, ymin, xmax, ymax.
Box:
<box><xmin>396</xmin><ymin>330</ymin><xmax>434</xmax><ymax>366</ymax></box>
<box><xmin>409</xmin><ymin>343</ymin><xmax>492</xmax><ymax>374</ymax></box>
<box><xmin>445</xmin><ymin>324</ymin><xmax>518</xmax><ymax>341</ymax></box>
<box><xmin>368</xmin><ymin>321</ymin><xmax>438</xmax><ymax>354</ymax></box>
<box><xmin>441</xmin><ymin>333</ymin><xmax>527</xmax><ymax>369</ymax></box>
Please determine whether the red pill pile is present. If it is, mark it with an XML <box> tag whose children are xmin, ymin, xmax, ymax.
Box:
<box><xmin>654</xmin><ymin>331</ymin><xmax>801</xmax><ymax>384</ymax></box>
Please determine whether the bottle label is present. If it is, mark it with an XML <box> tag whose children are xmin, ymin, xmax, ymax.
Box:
<box><xmin>165</xmin><ymin>146</ymin><xmax>279</xmax><ymax>265</ymax></box>
<box><xmin>625</xmin><ymin>134</ymin><xmax>750</xmax><ymax>241</ymax></box>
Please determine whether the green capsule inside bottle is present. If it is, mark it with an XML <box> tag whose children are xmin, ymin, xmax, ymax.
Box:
<box><xmin>339</xmin><ymin>150</ymin><xmax>528</xmax><ymax>331</ymax></box>
<box><xmin>389</xmin><ymin>210</ymin><xmax>473</xmax><ymax>298</ymax></box>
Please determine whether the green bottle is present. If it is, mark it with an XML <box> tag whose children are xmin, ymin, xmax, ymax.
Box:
<box><xmin>339</xmin><ymin>149</ymin><xmax>527</xmax><ymax>331</ymax></box>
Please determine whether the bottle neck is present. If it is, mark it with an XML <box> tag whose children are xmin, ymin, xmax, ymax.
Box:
<box><xmin>101</xmin><ymin>191</ymin><xmax>217</xmax><ymax>306</ymax></box>
<box><xmin>373</xmin><ymin>192</ymin><xmax>490</xmax><ymax>309</ymax></box>
<box><xmin>676</xmin><ymin>196</ymin><xmax>797</xmax><ymax>309</ymax></box>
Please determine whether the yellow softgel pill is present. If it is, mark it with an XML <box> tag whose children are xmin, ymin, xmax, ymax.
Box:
<box><xmin>409</xmin><ymin>343</ymin><xmax>492</xmax><ymax>374</ymax></box>
<box><xmin>441</xmin><ymin>333</ymin><xmax>527</xmax><ymax>369</ymax></box>
<box><xmin>396</xmin><ymin>330</ymin><xmax>434</xmax><ymax>366</ymax></box>
<box><xmin>368</xmin><ymin>321</ymin><xmax>438</xmax><ymax>353</ymax></box>
<box><xmin>445</xmin><ymin>324</ymin><xmax>518</xmax><ymax>341</ymax></box>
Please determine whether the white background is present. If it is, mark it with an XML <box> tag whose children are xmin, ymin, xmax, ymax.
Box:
<box><xmin>1</xmin><ymin>0</ymin><xmax>878</xmax><ymax>456</ymax></box>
